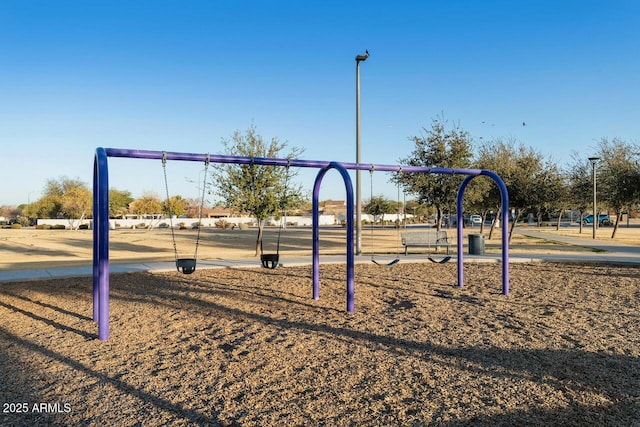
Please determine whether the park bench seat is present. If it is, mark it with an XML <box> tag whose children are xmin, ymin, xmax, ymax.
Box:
<box><xmin>401</xmin><ymin>231</ymin><xmax>451</xmax><ymax>255</ymax></box>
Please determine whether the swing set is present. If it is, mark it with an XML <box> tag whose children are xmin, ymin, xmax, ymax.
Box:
<box><xmin>93</xmin><ymin>147</ymin><xmax>510</xmax><ymax>340</ymax></box>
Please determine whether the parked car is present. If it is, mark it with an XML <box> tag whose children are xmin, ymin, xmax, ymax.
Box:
<box><xmin>469</xmin><ymin>214</ymin><xmax>482</xmax><ymax>225</ymax></box>
<box><xmin>446</xmin><ymin>214</ymin><xmax>482</xmax><ymax>227</ymax></box>
<box><xmin>577</xmin><ymin>214</ymin><xmax>611</xmax><ymax>226</ymax></box>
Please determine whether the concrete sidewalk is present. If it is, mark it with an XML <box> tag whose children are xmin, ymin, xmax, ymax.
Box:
<box><xmin>1</xmin><ymin>228</ymin><xmax>638</xmax><ymax>283</ymax></box>
<box><xmin>0</xmin><ymin>254</ymin><xmax>478</xmax><ymax>283</ymax></box>
<box><xmin>515</xmin><ymin>228</ymin><xmax>640</xmax><ymax>254</ymax></box>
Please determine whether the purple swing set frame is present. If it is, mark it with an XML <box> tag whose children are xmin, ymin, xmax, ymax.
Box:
<box><xmin>93</xmin><ymin>147</ymin><xmax>510</xmax><ymax>341</ymax></box>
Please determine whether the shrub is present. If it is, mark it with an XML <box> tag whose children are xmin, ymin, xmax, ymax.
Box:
<box><xmin>79</xmin><ymin>224</ymin><xmax>90</xmax><ymax>230</ymax></box>
<box><xmin>36</xmin><ymin>224</ymin><xmax>51</xmax><ymax>230</ymax></box>
<box><xmin>52</xmin><ymin>224</ymin><xmax>66</xmax><ymax>230</ymax></box>
<box><xmin>215</xmin><ymin>219</ymin><xmax>232</xmax><ymax>229</ymax></box>
<box><xmin>11</xmin><ymin>223</ymin><xmax>22</xmax><ymax>229</ymax></box>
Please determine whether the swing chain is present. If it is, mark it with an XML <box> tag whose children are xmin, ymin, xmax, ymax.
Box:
<box><xmin>193</xmin><ymin>154</ymin><xmax>210</xmax><ymax>260</ymax></box>
<box><xmin>162</xmin><ymin>152</ymin><xmax>179</xmax><ymax>264</ymax></box>
<box><xmin>276</xmin><ymin>159</ymin><xmax>292</xmax><ymax>254</ymax></box>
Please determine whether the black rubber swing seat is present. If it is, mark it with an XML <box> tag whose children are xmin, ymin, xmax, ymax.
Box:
<box><xmin>176</xmin><ymin>258</ymin><xmax>197</xmax><ymax>274</ymax></box>
<box><xmin>260</xmin><ymin>253</ymin><xmax>280</xmax><ymax>269</ymax></box>
<box><xmin>427</xmin><ymin>255</ymin><xmax>452</xmax><ymax>264</ymax></box>
<box><xmin>371</xmin><ymin>258</ymin><xmax>400</xmax><ymax>267</ymax></box>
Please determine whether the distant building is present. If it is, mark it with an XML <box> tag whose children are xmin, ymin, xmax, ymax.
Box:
<box><xmin>321</xmin><ymin>200</ymin><xmax>347</xmax><ymax>216</ymax></box>
<box><xmin>200</xmin><ymin>206</ymin><xmax>253</xmax><ymax>219</ymax></box>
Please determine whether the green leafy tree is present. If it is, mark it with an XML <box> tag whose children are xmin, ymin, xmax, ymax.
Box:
<box><xmin>364</xmin><ymin>195</ymin><xmax>394</xmax><ymax>226</ymax></box>
<box><xmin>109</xmin><ymin>189</ymin><xmax>134</xmax><ymax>218</ymax></box>
<box><xmin>508</xmin><ymin>145</ymin><xmax>549</xmax><ymax>240</ymax></box>
<box><xmin>467</xmin><ymin>139</ymin><xmax>516</xmax><ymax>238</ymax></box>
<box><xmin>475</xmin><ymin>138</ymin><xmax>547</xmax><ymax>242</ymax></box>
<box><xmin>565</xmin><ymin>153</ymin><xmax>593</xmax><ymax>234</ymax></box>
<box><xmin>27</xmin><ymin>177</ymin><xmax>91</xmax><ymax>224</ymax></box>
<box><xmin>61</xmin><ymin>186</ymin><xmax>93</xmax><ymax>227</ymax></box>
<box><xmin>27</xmin><ymin>195</ymin><xmax>62</xmax><ymax>219</ymax></box>
<box><xmin>211</xmin><ymin>125</ymin><xmax>305</xmax><ymax>256</ymax></box>
<box><xmin>398</xmin><ymin>116</ymin><xmax>474</xmax><ymax>230</ymax></box>
<box><xmin>163</xmin><ymin>195</ymin><xmax>188</xmax><ymax>218</ymax></box>
<box><xmin>531</xmin><ymin>160</ymin><xmax>567</xmax><ymax>229</ymax></box>
<box><xmin>404</xmin><ymin>199</ymin><xmax>430</xmax><ymax>223</ymax></box>
<box><xmin>596</xmin><ymin>137</ymin><xmax>640</xmax><ymax>238</ymax></box>
<box><xmin>460</xmin><ymin>175</ymin><xmax>493</xmax><ymax>233</ymax></box>
<box><xmin>129</xmin><ymin>193</ymin><xmax>163</xmax><ymax>215</ymax></box>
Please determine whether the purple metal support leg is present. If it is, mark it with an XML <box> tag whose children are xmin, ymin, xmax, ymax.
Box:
<box><xmin>92</xmin><ymin>156</ymin><xmax>99</xmax><ymax>322</ymax></box>
<box><xmin>94</xmin><ymin>148</ymin><xmax>111</xmax><ymax>340</ymax></box>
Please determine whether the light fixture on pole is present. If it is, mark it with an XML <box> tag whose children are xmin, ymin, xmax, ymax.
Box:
<box><xmin>355</xmin><ymin>49</ymin><xmax>369</xmax><ymax>256</ymax></box>
<box><xmin>588</xmin><ymin>156</ymin><xmax>600</xmax><ymax>240</ymax></box>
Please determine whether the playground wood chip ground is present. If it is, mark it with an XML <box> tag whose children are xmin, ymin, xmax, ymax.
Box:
<box><xmin>1</xmin><ymin>262</ymin><xmax>638</xmax><ymax>426</ymax></box>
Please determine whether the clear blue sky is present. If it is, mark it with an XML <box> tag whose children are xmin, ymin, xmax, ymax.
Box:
<box><xmin>1</xmin><ymin>0</ymin><xmax>638</xmax><ymax>207</ymax></box>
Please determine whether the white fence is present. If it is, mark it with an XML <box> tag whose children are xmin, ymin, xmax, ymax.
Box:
<box><xmin>36</xmin><ymin>213</ymin><xmax>416</xmax><ymax>230</ymax></box>
<box><xmin>37</xmin><ymin>215</ymin><xmax>338</xmax><ymax>230</ymax></box>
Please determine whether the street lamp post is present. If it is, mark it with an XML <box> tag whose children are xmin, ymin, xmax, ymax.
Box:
<box><xmin>588</xmin><ymin>156</ymin><xmax>600</xmax><ymax>240</ymax></box>
<box><xmin>355</xmin><ymin>50</ymin><xmax>369</xmax><ymax>255</ymax></box>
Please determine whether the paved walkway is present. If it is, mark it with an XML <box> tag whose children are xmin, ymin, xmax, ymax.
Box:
<box><xmin>516</xmin><ymin>228</ymin><xmax>640</xmax><ymax>254</ymax></box>
<box><xmin>1</xmin><ymin>229</ymin><xmax>638</xmax><ymax>283</ymax></box>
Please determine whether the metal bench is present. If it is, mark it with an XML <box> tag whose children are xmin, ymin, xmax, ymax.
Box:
<box><xmin>401</xmin><ymin>231</ymin><xmax>451</xmax><ymax>255</ymax></box>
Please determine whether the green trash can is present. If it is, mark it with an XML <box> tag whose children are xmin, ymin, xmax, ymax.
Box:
<box><xmin>468</xmin><ymin>233</ymin><xmax>485</xmax><ymax>255</ymax></box>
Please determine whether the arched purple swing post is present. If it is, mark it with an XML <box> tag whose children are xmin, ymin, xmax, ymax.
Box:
<box><xmin>93</xmin><ymin>147</ymin><xmax>510</xmax><ymax>340</ymax></box>
<box><xmin>312</xmin><ymin>162</ymin><xmax>355</xmax><ymax>311</ymax></box>
<box><xmin>456</xmin><ymin>172</ymin><xmax>510</xmax><ymax>294</ymax></box>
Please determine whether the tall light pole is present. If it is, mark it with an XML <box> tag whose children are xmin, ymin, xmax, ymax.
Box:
<box><xmin>588</xmin><ymin>156</ymin><xmax>600</xmax><ymax>240</ymax></box>
<box><xmin>355</xmin><ymin>49</ymin><xmax>369</xmax><ymax>255</ymax></box>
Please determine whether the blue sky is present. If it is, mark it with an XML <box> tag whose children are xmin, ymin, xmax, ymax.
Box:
<box><xmin>1</xmin><ymin>0</ymin><xmax>638</xmax><ymax>207</ymax></box>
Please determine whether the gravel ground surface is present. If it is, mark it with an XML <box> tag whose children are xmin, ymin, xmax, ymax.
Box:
<box><xmin>1</xmin><ymin>261</ymin><xmax>638</xmax><ymax>426</ymax></box>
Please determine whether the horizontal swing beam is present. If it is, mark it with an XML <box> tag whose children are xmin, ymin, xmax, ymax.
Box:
<box><xmin>104</xmin><ymin>148</ymin><xmax>485</xmax><ymax>176</ymax></box>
